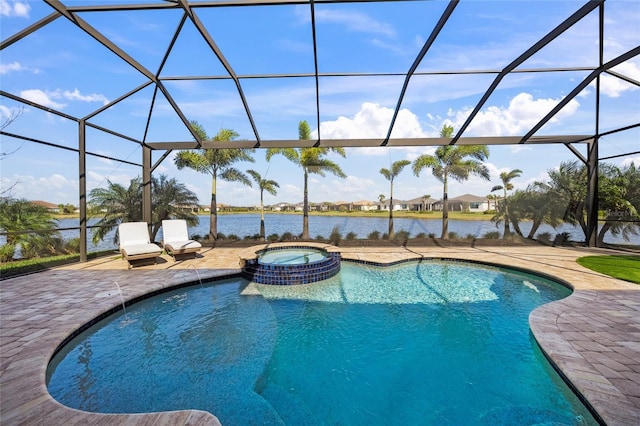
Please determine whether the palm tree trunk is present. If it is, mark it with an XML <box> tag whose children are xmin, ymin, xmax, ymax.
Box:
<box><xmin>597</xmin><ymin>220</ymin><xmax>611</xmax><ymax>246</ymax></box>
<box><xmin>259</xmin><ymin>191</ymin><xmax>265</xmax><ymax>241</ymax></box>
<box><xmin>302</xmin><ymin>170</ymin><xmax>309</xmax><ymax>240</ymax></box>
<box><xmin>503</xmin><ymin>189</ymin><xmax>511</xmax><ymax>237</ymax></box>
<box><xmin>210</xmin><ymin>175</ymin><xmax>218</xmax><ymax>240</ymax></box>
<box><xmin>442</xmin><ymin>174</ymin><xmax>449</xmax><ymax>239</ymax></box>
<box><xmin>389</xmin><ymin>183</ymin><xmax>394</xmax><ymax>239</ymax></box>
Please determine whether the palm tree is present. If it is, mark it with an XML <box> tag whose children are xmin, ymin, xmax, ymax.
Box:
<box><xmin>538</xmin><ymin>161</ymin><xmax>588</xmax><ymax>237</ymax></box>
<box><xmin>247</xmin><ymin>170</ymin><xmax>279</xmax><ymax>241</ymax></box>
<box><xmin>380</xmin><ymin>159</ymin><xmax>411</xmax><ymax>239</ymax></box>
<box><xmin>89</xmin><ymin>174</ymin><xmax>200</xmax><ymax>244</ymax></box>
<box><xmin>412</xmin><ymin>124</ymin><xmax>490</xmax><ymax>239</ymax></box>
<box><xmin>491</xmin><ymin>169</ymin><xmax>522</xmax><ymax>237</ymax></box>
<box><xmin>174</xmin><ymin>121</ymin><xmax>255</xmax><ymax>240</ymax></box>
<box><xmin>266</xmin><ymin>120</ymin><xmax>346</xmax><ymax>240</ymax></box>
<box><xmin>596</xmin><ymin>162</ymin><xmax>639</xmax><ymax>245</ymax></box>
<box><xmin>421</xmin><ymin>194</ymin><xmax>431</xmax><ymax>211</ymax></box>
<box><xmin>0</xmin><ymin>198</ymin><xmax>60</xmax><ymax>260</ymax></box>
<box><xmin>378</xmin><ymin>193</ymin><xmax>386</xmax><ymax>210</ymax></box>
<box><xmin>150</xmin><ymin>174</ymin><xmax>200</xmax><ymax>241</ymax></box>
<box><xmin>89</xmin><ymin>177</ymin><xmax>143</xmax><ymax>244</ymax></box>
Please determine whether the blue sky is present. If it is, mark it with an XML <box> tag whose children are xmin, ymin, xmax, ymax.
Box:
<box><xmin>1</xmin><ymin>0</ymin><xmax>639</xmax><ymax>207</ymax></box>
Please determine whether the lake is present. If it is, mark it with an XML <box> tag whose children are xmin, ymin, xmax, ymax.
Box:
<box><xmin>53</xmin><ymin>213</ymin><xmax>638</xmax><ymax>252</ymax></box>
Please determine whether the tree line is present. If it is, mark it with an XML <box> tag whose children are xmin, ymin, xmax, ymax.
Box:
<box><xmin>1</xmin><ymin>122</ymin><xmax>638</xmax><ymax>262</ymax></box>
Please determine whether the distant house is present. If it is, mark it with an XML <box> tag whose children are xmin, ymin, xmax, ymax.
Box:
<box><xmin>405</xmin><ymin>196</ymin><xmax>437</xmax><ymax>211</ymax></box>
<box><xmin>351</xmin><ymin>200</ymin><xmax>377</xmax><ymax>211</ymax></box>
<box><xmin>432</xmin><ymin>194</ymin><xmax>496</xmax><ymax>212</ymax></box>
<box><xmin>30</xmin><ymin>200</ymin><xmax>59</xmax><ymax>213</ymax></box>
<box><xmin>378</xmin><ymin>199</ymin><xmax>410</xmax><ymax>211</ymax></box>
<box><xmin>175</xmin><ymin>204</ymin><xmax>200</xmax><ymax>213</ymax></box>
<box><xmin>270</xmin><ymin>202</ymin><xmax>297</xmax><ymax>212</ymax></box>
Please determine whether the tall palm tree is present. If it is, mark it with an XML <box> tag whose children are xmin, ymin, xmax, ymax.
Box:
<box><xmin>247</xmin><ymin>170</ymin><xmax>279</xmax><ymax>241</ymax></box>
<box><xmin>412</xmin><ymin>124</ymin><xmax>490</xmax><ymax>239</ymax></box>
<box><xmin>89</xmin><ymin>174</ymin><xmax>200</xmax><ymax>244</ymax></box>
<box><xmin>266</xmin><ymin>120</ymin><xmax>346</xmax><ymax>240</ymax></box>
<box><xmin>491</xmin><ymin>169</ymin><xmax>522</xmax><ymax>237</ymax></box>
<box><xmin>174</xmin><ymin>121</ymin><xmax>254</xmax><ymax>240</ymax></box>
<box><xmin>380</xmin><ymin>159</ymin><xmax>411</xmax><ymax>239</ymax></box>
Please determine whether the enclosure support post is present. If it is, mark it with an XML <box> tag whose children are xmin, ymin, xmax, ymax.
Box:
<box><xmin>142</xmin><ymin>145</ymin><xmax>152</xmax><ymax>228</ymax></box>
<box><xmin>586</xmin><ymin>139</ymin><xmax>599</xmax><ymax>247</ymax></box>
<box><xmin>586</xmin><ymin>2</ymin><xmax>604</xmax><ymax>248</ymax></box>
<box><xmin>79</xmin><ymin>119</ymin><xmax>87</xmax><ymax>262</ymax></box>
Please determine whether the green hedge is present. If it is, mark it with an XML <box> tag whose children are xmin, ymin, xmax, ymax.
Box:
<box><xmin>0</xmin><ymin>250</ymin><xmax>118</xmax><ymax>280</ymax></box>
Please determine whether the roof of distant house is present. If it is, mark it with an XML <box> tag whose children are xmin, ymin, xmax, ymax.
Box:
<box><xmin>31</xmin><ymin>200</ymin><xmax>59</xmax><ymax>209</ymax></box>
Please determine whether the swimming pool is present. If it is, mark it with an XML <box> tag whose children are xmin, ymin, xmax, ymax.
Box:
<box><xmin>47</xmin><ymin>259</ymin><xmax>597</xmax><ymax>425</ymax></box>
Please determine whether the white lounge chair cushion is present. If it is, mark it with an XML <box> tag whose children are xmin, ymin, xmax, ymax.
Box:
<box><xmin>119</xmin><ymin>222</ymin><xmax>153</xmax><ymax>247</ymax></box>
<box><xmin>121</xmin><ymin>243</ymin><xmax>162</xmax><ymax>257</ymax></box>
<box><xmin>118</xmin><ymin>222</ymin><xmax>162</xmax><ymax>264</ymax></box>
<box><xmin>162</xmin><ymin>219</ymin><xmax>202</xmax><ymax>257</ymax></box>
<box><xmin>164</xmin><ymin>240</ymin><xmax>201</xmax><ymax>251</ymax></box>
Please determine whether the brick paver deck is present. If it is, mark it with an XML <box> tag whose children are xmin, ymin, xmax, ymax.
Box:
<box><xmin>1</xmin><ymin>244</ymin><xmax>638</xmax><ymax>425</ymax></box>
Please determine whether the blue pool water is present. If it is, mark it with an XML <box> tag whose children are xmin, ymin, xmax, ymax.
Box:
<box><xmin>259</xmin><ymin>248</ymin><xmax>328</xmax><ymax>265</ymax></box>
<box><xmin>47</xmin><ymin>260</ymin><xmax>597</xmax><ymax>425</ymax></box>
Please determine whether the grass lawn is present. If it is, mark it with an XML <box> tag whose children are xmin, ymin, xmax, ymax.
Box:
<box><xmin>576</xmin><ymin>255</ymin><xmax>640</xmax><ymax>284</ymax></box>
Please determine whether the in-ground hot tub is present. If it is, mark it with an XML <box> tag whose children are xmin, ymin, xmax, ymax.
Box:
<box><xmin>242</xmin><ymin>245</ymin><xmax>341</xmax><ymax>285</ymax></box>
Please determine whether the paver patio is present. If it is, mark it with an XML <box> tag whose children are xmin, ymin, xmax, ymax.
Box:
<box><xmin>1</xmin><ymin>244</ymin><xmax>638</xmax><ymax>425</ymax></box>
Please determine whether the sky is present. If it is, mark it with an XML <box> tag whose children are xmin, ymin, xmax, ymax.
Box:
<box><xmin>1</xmin><ymin>0</ymin><xmax>639</xmax><ymax>208</ymax></box>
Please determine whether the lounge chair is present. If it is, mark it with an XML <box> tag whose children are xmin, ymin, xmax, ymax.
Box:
<box><xmin>162</xmin><ymin>219</ymin><xmax>201</xmax><ymax>260</ymax></box>
<box><xmin>118</xmin><ymin>222</ymin><xmax>162</xmax><ymax>268</ymax></box>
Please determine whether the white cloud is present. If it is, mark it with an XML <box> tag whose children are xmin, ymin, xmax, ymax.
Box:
<box><xmin>621</xmin><ymin>156</ymin><xmax>640</xmax><ymax>168</ymax></box>
<box><xmin>18</xmin><ymin>88</ymin><xmax>111</xmax><ymax>110</ymax></box>
<box><xmin>317</xmin><ymin>102</ymin><xmax>427</xmax><ymax>140</ymax></box>
<box><xmin>3</xmin><ymin>173</ymin><xmax>78</xmax><ymax>204</ymax></box>
<box><xmin>0</xmin><ymin>0</ymin><xmax>30</xmax><ymax>17</ymax></box>
<box><xmin>20</xmin><ymin>89</ymin><xmax>66</xmax><ymax>109</ymax></box>
<box><xmin>63</xmin><ymin>88</ymin><xmax>110</xmax><ymax>105</ymax></box>
<box><xmin>0</xmin><ymin>61</ymin><xmax>39</xmax><ymax>75</ymax></box>
<box><xmin>449</xmin><ymin>92</ymin><xmax>581</xmax><ymax>136</ymax></box>
<box><xmin>600</xmin><ymin>61</ymin><xmax>640</xmax><ymax>98</ymax></box>
<box><xmin>314</xmin><ymin>9</ymin><xmax>396</xmax><ymax>38</ymax></box>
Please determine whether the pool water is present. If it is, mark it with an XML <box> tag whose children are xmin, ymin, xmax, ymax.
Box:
<box><xmin>258</xmin><ymin>248</ymin><xmax>328</xmax><ymax>265</ymax></box>
<box><xmin>47</xmin><ymin>260</ymin><xmax>597</xmax><ymax>425</ymax></box>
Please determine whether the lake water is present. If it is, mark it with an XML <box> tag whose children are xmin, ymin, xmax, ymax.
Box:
<box><xmin>51</xmin><ymin>213</ymin><xmax>638</xmax><ymax>253</ymax></box>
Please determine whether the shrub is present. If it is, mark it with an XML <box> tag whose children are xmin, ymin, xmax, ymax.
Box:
<box><xmin>394</xmin><ymin>230</ymin><xmax>410</xmax><ymax>243</ymax></box>
<box><xmin>226</xmin><ymin>234</ymin><xmax>239</xmax><ymax>241</ymax></box>
<box><xmin>329</xmin><ymin>226</ymin><xmax>342</xmax><ymax>245</ymax></box>
<box><xmin>415</xmin><ymin>232</ymin><xmax>427</xmax><ymax>239</ymax></box>
<box><xmin>465</xmin><ymin>234</ymin><xmax>477</xmax><ymax>240</ymax></box>
<box><xmin>448</xmin><ymin>232</ymin><xmax>459</xmax><ymax>240</ymax></box>
<box><xmin>281</xmin><ymin>231</ymin><xmax>294</xmax><ymax>241</ymax></box>
<box><xmin>367</xmin><ymin>231</ymin><xmax>380</xmax><ymax>240</ymax></box>
<box><xmin>345</xmin><ymin>232</ymin><xmax>357</xmax><ymax>241</ymax></box>
<box><xmin>217</xmin><ymin>233</ymin><xmax>226</xmax><ymax>240</ymax></box>
<box><xmin>267</xmin><ymin>233</ymin><xmax>279</xmax><ymax>242</ymax></box>
<box><xmin>0</xmin><ymin>244</ymin><xmax>16</xmax><ymax>262</ymax></box>
<box><xmin>382</xmin><ymin>233</ymin><xmax>389</xmax><ymax>240</ymax></box>
<box><xmin>536</xmin><ymin>232</ymin><xmax>552</xmax><ymax>243</ymax></box>
<box><xmin>315</xmin><ymin>235</ymin><xmax>326</xmax><ymax>242</ymax></box>
<box><xmin>428</xmin><ymin>233</ymin><xmax>436</xmax><ymax>239</ymax></box>
<box><xmin>65</xmin><ymin>238</ymin><xmax>80</xmax><ymax>253</ymax></box>
<box><xmin>554</xmin><ymin>232</ymin><xmax>572</xmax><ymax>245</ymax></box>
<box><xmin>483</xmin><ymin>231</ymin><xmax>500</xmax><ymax>239</ymax></box>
